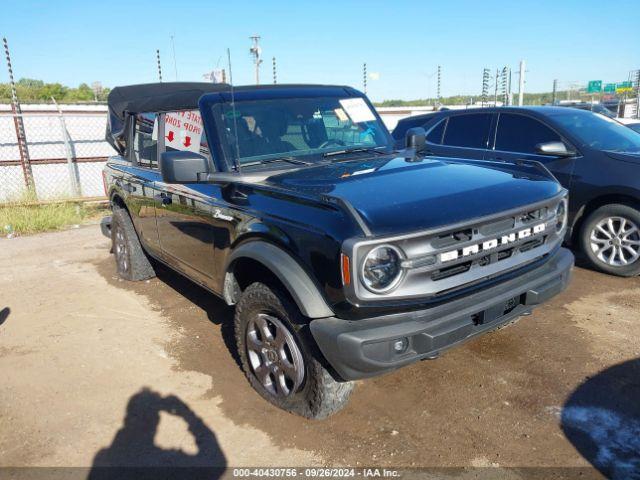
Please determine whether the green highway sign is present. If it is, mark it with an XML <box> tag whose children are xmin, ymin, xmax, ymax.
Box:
<box><xmin>616</xmin><ymin>81</ymin><xmax>633</xmax><ymax>94</ymax></box>
<box><xmin>587</xmin><ymin>80</ymin><xmax>602</xmax><ymax>93</ymax></box>
<box><xmin>604</xmin><ymin>83</ymin><xmax>616</xmax><ymax>93</ymax></box>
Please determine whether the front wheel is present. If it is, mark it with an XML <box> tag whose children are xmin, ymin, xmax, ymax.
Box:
<box><xmin>580</xmin><ymin>203</ymin><xmax>640</xmax><ymax>277</ymax></box>
<box><xmin>234</xmin><ymin>282</ymin><xmax>354</xmax><ymax>419</ymax></box>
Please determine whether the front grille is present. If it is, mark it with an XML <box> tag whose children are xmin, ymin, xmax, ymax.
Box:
<box><xmin>350</xmin><ymin>195</ymin><xmax>566</xmax><ymax>301</ymax></box>
<box><xmin>396</xmin><ymin>200</ymin><xmax>563</xmax><ymax>294</ymax></box>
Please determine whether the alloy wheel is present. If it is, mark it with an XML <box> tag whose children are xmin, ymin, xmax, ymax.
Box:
<box><xmin>114</xmin><ymin>226</ymin><xmax>129</xmax><ymax>273</ymax></box>
<box><xmin>589</xmin><ymin>216</ymin><xmax>640</xmax><ymax>267</ymax></box>
<box><xmin>246</xmin><ymin>313</ymin><xmax>304</xmax><ymax>397</ymax></box>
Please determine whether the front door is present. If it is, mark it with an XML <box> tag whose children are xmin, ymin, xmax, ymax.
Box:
<box><xmin>485</xmin><ymin>112</ymin><xmax>577</xmax><ymax>190</ymax></box>
<box><xmin>154</xmin><ymin>110</ymin><xmax>219</xmax><ymax>289</ymax></box>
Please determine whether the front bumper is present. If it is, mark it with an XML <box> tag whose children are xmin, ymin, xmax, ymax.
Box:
<box><xmin>310</xmin><ymin>247</ymin><xmax>574</xmax><ymax>381</ymax></box>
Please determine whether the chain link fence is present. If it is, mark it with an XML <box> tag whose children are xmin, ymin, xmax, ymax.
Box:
<box><xmin>0</xmin><ymin>109</ymin><xmax>114</xmax><ymax>203</ymax></box>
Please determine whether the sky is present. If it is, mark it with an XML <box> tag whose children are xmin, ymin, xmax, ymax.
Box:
<box><xmin>1</xmin><ymin>0</ymin><xmax>638</xmax><ymax>102</ymax></box>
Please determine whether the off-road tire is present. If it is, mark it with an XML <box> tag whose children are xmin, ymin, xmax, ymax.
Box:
<box><xmin>235</xmin><ymin>282</ymin><xmax>354</xmax><ymax>419</ymax></box>
<box><xmin>580</xmin><ymin>203</ymin><xmax>640</xmax><ymax>277</ymax></box>
<box><xmin>111</xmin><ymin>205</ymin><xmax>155</xmax><ymax>281</ymax></box>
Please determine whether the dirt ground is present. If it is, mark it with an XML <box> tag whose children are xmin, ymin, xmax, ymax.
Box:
<box><xmin>1</xmin><ymin>225</ymin><xmax>639</xmax><ymax>477</ymax></box>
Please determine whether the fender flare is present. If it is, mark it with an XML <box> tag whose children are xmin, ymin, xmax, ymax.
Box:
<box><xmin>224</xmin><ymin>241</ymin><xmax>335</xmax><ymax>319</ymax></box>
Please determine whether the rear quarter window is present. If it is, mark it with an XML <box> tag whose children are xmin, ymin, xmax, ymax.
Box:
<box><xmin>133</xmin><ymin>113</ymin><xmax>158</xmax><ymax>168</ymax></box>
<box><xmin>442</xmin><ymin>113</ymin><xmax>492</xmax><ymax>149</ymax></box>
<box><xmin>426</xmin><ymin>119</ymin><xmax>446</xmax><ymax>144</ymax></box>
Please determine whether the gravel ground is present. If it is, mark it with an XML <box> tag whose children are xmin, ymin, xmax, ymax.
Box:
<box><xmin>1</xmin><ymin>225</ymin><xmax>639</xmax><ymax>478</ymax></box>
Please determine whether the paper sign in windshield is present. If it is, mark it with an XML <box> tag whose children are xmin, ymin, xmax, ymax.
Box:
<box><xmin>339</xmin><ymin>98</ymin><xmax>376</xmax><ymax>123</ymax></box>
<box><xmin>153</xmin><ymin>110</ymin><xmax>203</xmax><ymax>153</ymax></box>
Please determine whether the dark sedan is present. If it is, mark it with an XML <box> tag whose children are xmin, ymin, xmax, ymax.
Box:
<box><xmin>392</xmin><ymin>107</ymin><xmax>640</xmax><ymax>276</ymax></box>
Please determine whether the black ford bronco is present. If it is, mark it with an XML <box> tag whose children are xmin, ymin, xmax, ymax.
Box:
<box><xmin>102</xmin><ymin>82</ymin><xmax>573</xmax><ymax>418</ymax></box>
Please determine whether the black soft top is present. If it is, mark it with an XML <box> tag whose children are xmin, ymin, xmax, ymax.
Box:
<box><xmin>106</xmin><ymin>82</ymin><xmax>230</xmax><ymax>154</ymax></box>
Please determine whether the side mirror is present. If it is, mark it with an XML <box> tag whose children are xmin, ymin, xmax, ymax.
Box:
<box><xmin>535</xmin><ymin>141</ymin><xmax>575</xmax><ymax>157</ymax></box>
<box><xmin>405</xmin><ymin>127</ymin><xmax>427</xmax><ymax>151</ymax></box>
<box><xmin>160</xmin><ymin>150</ymin><xmax>210</xmax><ymax>184</ymax></box>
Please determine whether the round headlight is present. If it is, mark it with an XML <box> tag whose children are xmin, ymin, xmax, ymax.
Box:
<box><xmin>361</xmin><ymin>245</ymin><xmax>404</xmax><ymax>293</ymax></box>
<box><xmin>556</xmin><ymin>199</ymin><xmax>568</xmax><ymax>232</ymax></box>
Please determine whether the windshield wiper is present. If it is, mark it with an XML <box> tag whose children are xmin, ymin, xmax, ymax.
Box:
<box><xmin>242</xmin><ymin>156</ymin><xmax>313</xmax><ymax>167</ymax></box>
<box><xmin>322</xmin><ymin>147</ymin><xmax>388</xmax><ymax>158</ymax></box>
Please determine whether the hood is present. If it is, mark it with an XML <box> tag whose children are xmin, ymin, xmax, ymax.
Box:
<box><xmin>605</xmin><ymin>150</ymin><xmax>640</xmax><ymax>165</ymax></box>
<box><xmin>266</xmin><ymin>156</ymin><xmax>563</xmax><ymax>236</ymax></box>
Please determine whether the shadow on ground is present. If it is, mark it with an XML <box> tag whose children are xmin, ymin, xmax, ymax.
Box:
<box><xmin>0</xmin><ymin>307</ymin><xmax>9</xmax><ymax>326</ymax></box>
<box><xmin>88</xmin><ymin>388</ymin><xmax>226</xmax><ymax>480</ymax></box>
<box><xmin>561</xmin><ymin>358</ymin><xmax>640</xmax><ymax>480</ymax></box>
<box><xmin>151</xmin><ymin>262</ymin><xmax>241</xmax><ymax>369</ymax></box>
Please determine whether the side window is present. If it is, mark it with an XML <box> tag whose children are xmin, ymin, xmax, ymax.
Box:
<box><xmin>442</xmin><ymin>114</ymin><xmax>492</xmax><ymax>149</ymax></box>
<box><xmin>426</xmin><ymin>119</ymin><xmax>446</xmax><ymax>144</ymax></box>
<box><xmin>163</xmin><ymin>110</ymin><xmax>209</xmax><ymax>158</ymax></box>
<box><xmin>495</xmin><ymin>113</ymin><xmax>561</xmax><ymax>154</ymax></box>
<box><xmin>133</xmin><ymin>113</ymin><xmax>158</xmax><ymax>168</ymax></box>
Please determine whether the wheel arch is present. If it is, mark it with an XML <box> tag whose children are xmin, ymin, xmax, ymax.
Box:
<box><xmin>223</xmin><ymin>241</ymin><xmax>335</xmax><ymax>319</ymax></box>
<box><xmin>570</xmin><ymin>193</ymin><xmax>640</xmax><ymax>245</ymax></box>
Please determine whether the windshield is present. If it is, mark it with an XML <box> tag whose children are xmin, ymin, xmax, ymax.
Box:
<box><xmin>214</xmin><ymin>96</ymin><xmax>392</xmax><ymax>166</ymax></box>
<box><xmin>549</xmin><ymin>111</ymin><xmax>640</xmax><ymax>153</ymax></box>
<box><xmin>589</xmin><ymin>104</ymin><xmax>616</xmax><ymax>118</ymax></box>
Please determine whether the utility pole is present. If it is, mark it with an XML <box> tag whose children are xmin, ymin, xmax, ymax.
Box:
<box><xmin>635</xmin><ymin>69</ymin><xmax>640</xmax><ymax>119</ymax></box>
<box><xmin>249</xmin><ymin>35</ymin><xmax>262</xmax><ymax>85</ymax></box>
<box><xmin>436</xmin><ymin>65</ymin><xmax>441</xmax><ymax>105</ymax></box>
<box><xmin>552</xmin><ymin>79</ymin><xmax>558</xmax><ymax>104</ymax></box>
<box><xmin>363</xmin><ymin>63</ymin><xmax>367</xmax><ymax>94</ymax></box>
<box><xmin>518</xmin><ymin>60</ymin><xmax>526</xmax><ymax>106</ymax></box>
<box><xmin>501</xmin><ymin>66</ymin><xmax>509</xmax><ymax>106</ymax></box>
<box><xmin>156</xmin><ymin>49</ymin><xmax>163</xmax><ymax>82</ymax></box>
<box><xmin>3</xmin><ymin>37</ymin><xmax>33</xmax><ymax>191</ymax></box>
<box><xmin>507</xmin><ymin>67</ymin><xmax>512</xmax><ymax>106</ymax></box>
<box><xmin>481</xmin><ymin>68</ymin><xmax>490</xmax><ymax>107</ymax></box>
<box><xmin>272</xmin><ymin>57</ymin><xmax>277</xmax><ymax>84</ymax></box>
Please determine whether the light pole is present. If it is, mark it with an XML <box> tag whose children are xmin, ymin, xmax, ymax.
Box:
<box><xmin>249</xmin><ymin>35</ymin><xmax>263</xmax><ymax>85</ymax></box>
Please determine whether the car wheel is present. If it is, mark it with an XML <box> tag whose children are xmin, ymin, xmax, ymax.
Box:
<box><xmin>234</xmin><ymin>282</ymin><xmax>354</xmax><ymax>419</ymax></box>
<box><xmin>111</xmin><ymin>205</ymin><xmax>156</xmax><ymax>281</ymax></box>
<box><xmin>580</xmin><ymin>204</ymin><xmax>640</xmax><ymax>277</ymax></box>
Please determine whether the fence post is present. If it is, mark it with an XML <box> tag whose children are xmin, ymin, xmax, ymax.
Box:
<box><xmin>3</xmin><ymin>37</ymin><xmax>34</xmax><ymax>194</ymax></box>
<box><xmin>51</xmin><ymin>98</ymin><xmax>82</xmax><ymax>197</ymax></box>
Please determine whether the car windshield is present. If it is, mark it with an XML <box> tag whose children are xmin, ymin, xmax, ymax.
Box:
<box><xmin>215</xmin><ymin>96</ymin><xmax>392</xmax><ymax>166</ymax></box>
<box><xmin>549</xmin><ymin>111</ymin><xmax>640</xmax><ymax>153</ymax></box>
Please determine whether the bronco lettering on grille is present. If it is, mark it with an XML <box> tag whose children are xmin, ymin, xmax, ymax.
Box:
<box><xmin>439</xmin><ymin>223</ymin><xmax>546</xmax><ymax>263</ymax></box>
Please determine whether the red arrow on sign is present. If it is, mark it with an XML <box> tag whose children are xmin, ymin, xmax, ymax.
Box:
<box><xmin>166</xmin><ymin>131</ymin><xmax>175</xmax><ymax>142</ymax></box>
<box><xmin>183</xmin><ymin>136</ymin><xmax>191</xmax><ymax>147</ymax></box>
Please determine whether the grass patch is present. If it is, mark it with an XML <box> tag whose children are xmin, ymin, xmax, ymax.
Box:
<box><xmin>0</xmin><ymin>200</ymin><xmax>109</xmax><ymax>237</ymax></box>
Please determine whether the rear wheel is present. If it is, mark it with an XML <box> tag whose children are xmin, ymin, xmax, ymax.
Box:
<box><xmin>580</xmin><ymin>204</ymin><xmax>640</xmax><ymax>277</ymax></box>
<box><xmin>234</xmin><ymin>282</ymin><xmax>354</xmax><ymax>419</ymax></box>
<box><xmin>111</xmin><ymin>205</ymin><xmax>155</xmax><ymax>281</ymax></box>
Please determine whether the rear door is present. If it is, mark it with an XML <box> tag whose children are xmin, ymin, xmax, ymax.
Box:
<box><xmin>486</xmin><ymin>112</ymin><xmax>577</xmax><ymax>189</ymax></box>
<box><xmin>426</xmin><ymin>112</ymin><xmax>494</xmax><ymax>160</ymax></box>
